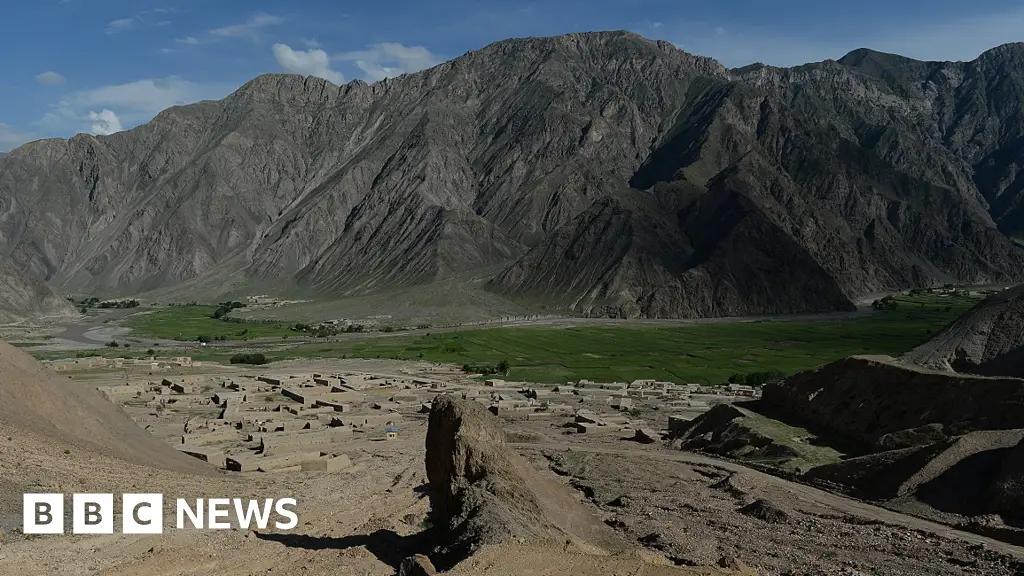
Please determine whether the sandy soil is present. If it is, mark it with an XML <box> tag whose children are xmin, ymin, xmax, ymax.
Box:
<box><xmin>2</xmin><ymin>351</ymin><xmax>1023</xmax><ymax>575</ymax></box>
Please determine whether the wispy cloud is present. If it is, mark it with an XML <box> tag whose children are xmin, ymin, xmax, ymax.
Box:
<box><xmin>104</xmin><ymin>8</ymin><xmax>177</xmax><ymax>36</ymax></box>
<box><xmin>37</xmin><ymin>77</ymin><xmax>236</xmax><ymax>138</ymax></box>
<box><xmin>175</xmin><ymin>36</ymin><xmax>200</xmax><ymax>45</ymax></box>
<box><xmin>209</xmin><ymin>13</ymin><xmax>285</xmax><ymax>42</ymax></box>
<box><xmin>104</xmin><ymin>18</ymin><xmax>138</xmax><ymax>35</ymax></box>
<box><xmin>35</xmin><ymin>71</ymin><xmax>66</xmax><ymax>85</ymax></box>
<box><xmin>336</xmin><ymin>43</ymin><xmax>443</xmax><ymax>82</ymax></box>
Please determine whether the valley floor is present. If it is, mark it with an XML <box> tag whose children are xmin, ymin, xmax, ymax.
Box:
<box><xmin>19</xmin><ymin>291</ymin><xmax>981</xmax><ymax>386</ymax></box>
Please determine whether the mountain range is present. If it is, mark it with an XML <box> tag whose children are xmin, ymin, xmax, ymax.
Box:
<box><xmin>1</xmin><ymin>31</ymin><xmax>1023</xmax><ymax>321</ymax></box>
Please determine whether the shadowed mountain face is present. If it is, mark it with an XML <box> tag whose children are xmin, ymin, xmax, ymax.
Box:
<box><xmin>1</xmin><ymin>32</ymin><xmax>1023</xmax><ymax>318</ymax></box>
<box><xmin>0</xmin><ymin>254</ymin><xmax>76</xmax><ymax>324</ymax></box>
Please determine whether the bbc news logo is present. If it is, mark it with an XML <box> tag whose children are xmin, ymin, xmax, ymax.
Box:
<box><xmin>23</xmin><ymin>494</ymin><xmax>298</xmax><ymax>534</ymax></box>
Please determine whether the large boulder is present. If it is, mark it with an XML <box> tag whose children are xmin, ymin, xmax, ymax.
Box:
<box><xmin>425</xmin><ymin>395</ymin><xmax>627</xmax><ymax>556</ymax></box>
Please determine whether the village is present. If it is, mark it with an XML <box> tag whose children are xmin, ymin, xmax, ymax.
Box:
<box><xmin>52</xmin><ymin>355</ymin><xmax>762</xmax><ymax>476</ymax></box>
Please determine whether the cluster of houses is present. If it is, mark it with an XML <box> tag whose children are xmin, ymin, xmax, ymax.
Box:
<box><xmin>48</xmin><ymin>355</ymin><xmax>200</xmax><ymax>372</ymax></box>
<box><xmin>96</xmin><ymin>370</ymin><xmax>446</xmax><ymax>474</ymax></box>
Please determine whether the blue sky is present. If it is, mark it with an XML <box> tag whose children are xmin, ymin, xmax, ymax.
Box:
<box><xmin>1</xmin><ymin>0</ymin><xmax>1023</xmax><ymax>151</ymax></box>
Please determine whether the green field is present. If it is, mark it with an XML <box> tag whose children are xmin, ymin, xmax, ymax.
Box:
<box><xmin>122</xmin><ymin>306</ymin><xmax>295</xmax><ymax>340</ymax></box>
<box><xmin>60</xmin><ymin>292</ymin><xmax>980</xmax><ymax>385</ymax></box>
<box><xmin>231</xmin><ymin>292</ymin><xmax>978</xmax><ymax>384</ymax></box>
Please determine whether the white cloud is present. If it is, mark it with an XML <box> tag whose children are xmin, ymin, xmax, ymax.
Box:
<box><xmin>37</xmin><ymin>77</ymin><xmax>236</xmax><ymax>137</ymax></box>
<box><xmin>87</xmin><ymin>110</ymin><xmax>124</xmax><ymax>135</ymax></box>
<box><xmin>176</xmin><ymin>36</ymin><xmax>200</xmax><ymax>45</ymax></box>
<box><xmin>651</xmin><ymin>22</ymin><xmax>664</xmax><ymax>29</ymax></box>
<box><xmin>35</xmin><ymin>71</ymin><xmax>66</xmax><ymax>85</ymax></box>
<box><xmin>303</xmin><ymin>39</ymin><xmax>322</xmax><ymax>49</ymax></box>
<box><xmin>66</xmin><ymin>78</ymin><xmax>233</xmax><ymax>116</ymax></box>
<box><xmin>210</xmin><ymin>13</ymin><xmax>284</xmax><ymax>42</ymax></box>
<box><xmin>272</xmin><ymin>44</ymin><xmax>344</xmax><ymax>84</ymax></box>
<box><xmin>0</xmin><ymin>124</ymin><xmax>37</xmax><ymax>153</ymax></box>
<box><xmin>105</xmin><ymin>18</ymin><xmax>138</xmax><ymax>34</ymax></box>
<box><xmin>336</xmin><ymin>43</ymin><xmax>442</xmax><ymax>82</ymax></box>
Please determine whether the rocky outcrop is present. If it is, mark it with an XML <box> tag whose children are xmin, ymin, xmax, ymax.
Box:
<box><xmin>903</xmin><ymin>284</ymin><xmax>1024</xmax><ymax>377</ymax></box>
<box><xmin>667</xmin><ymin>404</ymin><xmax>841</xmax><ymax>473</ymax></box>
<box><xmin>425</xmin><ymin>395</ymin><xmax>553</xmax><ymax>552</ymax></box>
<box><xmin>425</xmin><ymin>395</ymin><xmax>626</xmax><ymax>557</ymax></box>
<box><xmin>987</xmin><ymin>437</ymin><xmax>1024</xmax><ymax>519</ymax></box>
<box><xmin>398</xmin><ymin>554</ymin><xmax>437</xmax><ymax>576</ymax></box>
<box><xmin>762</xmin><ymin>356</ymin><xmax>1024</xmax><ymax>449</ymax></box>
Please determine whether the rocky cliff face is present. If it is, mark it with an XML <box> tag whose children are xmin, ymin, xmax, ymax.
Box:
<box><xmin>761</xmin><ymin>356</ymin><xmax>1024</xmax><ymax>449</ymax></box>
<box><xmin>903</xmin><ymin>284</ymin><xmax>1024</xmax><ymax>376</ymax></box>
<box><xmin>1</xmin><ymin>32</ymin><xmax>1023</xmax><ymax>318</ymax></box>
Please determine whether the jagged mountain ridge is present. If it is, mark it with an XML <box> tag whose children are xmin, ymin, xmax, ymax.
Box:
<box><xmin>0</xmin><ymin>31</ymin><xmax>1022</xmax><ymax>318</ymax></box>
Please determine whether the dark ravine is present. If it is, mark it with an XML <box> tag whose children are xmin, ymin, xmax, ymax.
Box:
<box><xmin>1</xmin><ymin>32</ymin><xmax>1024</xmax><ymax>319</ymax></box>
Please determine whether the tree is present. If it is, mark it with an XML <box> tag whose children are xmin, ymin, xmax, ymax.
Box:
<box><xmin>230</xmin><ymin>353</ymin><xmax>268</xmax><ymax>365</ymax></box>
<box><xmin>106</xmin><ymin>340</ymin><xmax>119</xmax><ymax>348</ymax></box>
<box><xmin>496</xmin><ymin>359</ymin><xmax>510</xmax><ymax>374</ymax></box>
<box><xmin>146</xmin><ymin>349</ymin><xmax>155</xmax><ymax>356</ymax></box>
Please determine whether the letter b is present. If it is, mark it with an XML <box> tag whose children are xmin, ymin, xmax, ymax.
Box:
<box><xmin>23</xmin><ymin>494</ymin><xmax>64</xmax><ymax>534</ymax></box>
<box><xmin>73</xmin><ymin>494</ymin><xmax>114</xmax><ymax>534</ymax></box>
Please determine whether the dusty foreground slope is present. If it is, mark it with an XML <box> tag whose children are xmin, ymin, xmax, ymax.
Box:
<box><xmin>903</xmin><ymin>284</ymin><xmax>1024</xmax><ymax>377</ymax></box>
<box><xmin>0</xmin><ymin>355</ymin><xmax>1022</xmax><ymax>575</ymax></box>
<box><xmin>0</xmin><ymin>342</ymin><xmax>214</xmax><ymax>474</ymax></box>
<box><xmin>0</xmin><ymin>341</ymin><xmax>220</xmax><ymax>529</ymax></box>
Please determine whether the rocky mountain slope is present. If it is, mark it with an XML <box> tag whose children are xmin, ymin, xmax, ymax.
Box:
<box><xmin>0</xmin><ymin>254</ymin><xmax>75</xmax><ymax>323</ymax></box>
<box><xmin>903</xmin><ymin>284</ymin><xmax>1024</xmax><ymax>376</ymax></box>
<box><xmin>1</xmin><ymin>32</ymin><xmax>1023</xmax><ymax>318</ymax></box>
